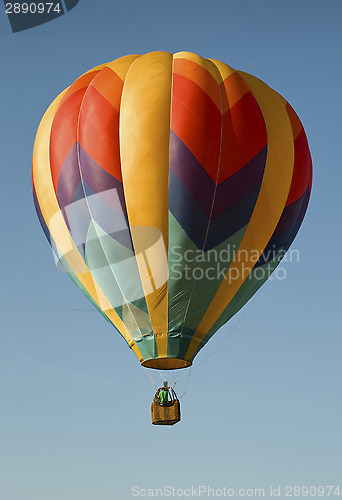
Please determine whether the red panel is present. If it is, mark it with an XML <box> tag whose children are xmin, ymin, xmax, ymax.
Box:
<box><xmin>50</xmin><ymin>87</ymin><xmax>86</xmax><ymax>193</ymax></box>
<box><xmin>285</xmin><ymin>101</ymin><xmax>303</xmax><ymax>140</ymax></box>
<box><xmin>173</xmin><ymin>58</ymin><xmax>222</xmax><ymax>111</ymax></box>
<box><xmin>171</xmin><ymin>73</ymin><xmax>222</xmax><ymax>182</ymax></box>
<box><xmin>286</xmin><ymin>128</ymin><xmax>313</xmax><ymax>205</ymax></box>
<box><xmin>285</xmin><ymin>101</ymin><xmax>313</xmax><ymax>205</ymax></box>
<box><xmin>78</xmin><ymin>85</ymin><xmax>122</xmax><ymax>181</ymax></box>
<box><xmin>218</xmin><ymin>91</ymin><xmax>267</xmax><ymax>183</ymax></box>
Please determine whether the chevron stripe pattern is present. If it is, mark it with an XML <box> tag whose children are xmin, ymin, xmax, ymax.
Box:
<box><xmin>32</xmin><ymin>52</ymin><xmax>312</xmax><ymax>370</ymax></box>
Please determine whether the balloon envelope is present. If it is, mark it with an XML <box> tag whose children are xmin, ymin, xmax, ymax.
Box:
<box><xmin>32</xmin><ymin>51</ymin><xmax>312</xmax><ymax>369</ymax></box>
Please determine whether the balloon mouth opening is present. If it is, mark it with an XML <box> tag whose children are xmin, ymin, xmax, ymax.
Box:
<box><xmin>141</xmin><ymin>358</ymin><xmax>192</xmax><ymax>370</ymax></box>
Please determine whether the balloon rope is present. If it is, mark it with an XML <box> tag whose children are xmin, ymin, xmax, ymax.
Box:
<box><xmin>144</xmin><ymin>299</ymin><xmax>254</xmax><ymax>395</ymax></box>
<box><xmin>144</xmin><ymin>367</ymin><xmax>157</xmax><ymax>388</ymax></box>
<box><xmin>176</xmin><ymin>367</ymin><xmax>192</xmax><ymax>399</ymax></box>
<box><xmin>171</xmin><ymin>303</ymin><xmax>253</xmax><ymax>389</ymax></box>
<box><xmin>143</xmin><ymin>368</ymin><xmax>170</xmax><ymax>390</ymax></box>
<box><xmin>173</xmin><ymin>366</ymin><xmax>190</xmax><ymax>389</ymax></box>
<box><xmin>192</xmin><ymin>297</ymin><xmax>256</xmax><ymax>372</ymax></box>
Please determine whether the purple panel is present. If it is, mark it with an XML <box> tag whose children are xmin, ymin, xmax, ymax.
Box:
<box><xmin>169</xmin><ymin>169</ymin><xmax>261</xmax><ymax>250</ymax></box>
<box><xmin>78</xmin><ymin>144</ymin><xmax>127</xmax><ymax>217</ymax></box>
<box><xmin>213</xmin><ymin>146</ymin><xmax>267</xmax><ymax>217</ymax></box>
<box><xmin>56</xmin><ymin>143</ymin><xmax>133</xmax><ymax>253</ymax></box>
<box><xmin>255</xmin><ymin>187</ymin><xmax>310</xmax><ymax>267</ymax></box>
<box><xmin>169</xmin><ymin>131</ymin><xmax>267</xmax><ymax>218</ymax></box>
<box><xmin>56</xmin><ymin>143</ymin><xmax>81</xmax><ymax>211</ymax></box>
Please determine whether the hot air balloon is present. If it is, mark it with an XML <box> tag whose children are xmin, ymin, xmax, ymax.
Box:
<box><xmin>32</xmin><ymin>52</ymin><xmax>312</xmax><ymax>424</ymax></box>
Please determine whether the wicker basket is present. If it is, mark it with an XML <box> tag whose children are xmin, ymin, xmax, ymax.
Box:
<box><xmin>151</xmin><ymin>399</ymin><xmax>181</xmax><ymax>425</ymax></box>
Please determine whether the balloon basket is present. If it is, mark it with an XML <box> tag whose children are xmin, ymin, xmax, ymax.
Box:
<box><xmin>151</xmin><ymin>400</ymin><xmax>181</xmax><ymax>426</ymax></box>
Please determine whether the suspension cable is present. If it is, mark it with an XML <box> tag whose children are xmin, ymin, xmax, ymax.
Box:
<box><xmin>144</xmin><ymin>299</ymin><xmax>255</xmax><ymax>398</ymax></box>
<box><xmin>192</xmin><ymin>297</ymin><xmax>256</xmax><ymax>372</ymax></box>
<box><xmin>144</xmin><ymin>367</ymin><xmax>157</xmax><ymax>388</ymax></box>
<box><xmin>175</xmin><ymin>367</ymin><xmax>192</xmax><ymax>399</ymax></box>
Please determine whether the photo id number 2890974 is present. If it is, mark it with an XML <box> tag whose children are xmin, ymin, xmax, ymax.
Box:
<box><xmin>281</xmin><ymin>485</ymin><xmax>341</xmax><ymax>497</ymax></box>
<box><xmin>5</xmin><ymin>2</ymin><xmax>62</xmax><ymax>14</ymax></box>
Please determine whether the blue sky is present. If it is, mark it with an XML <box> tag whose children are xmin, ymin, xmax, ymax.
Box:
<box><xmin>1</xmin><ymin>1</ymin><xmax>342</xmax><ymax>499</ymax></box>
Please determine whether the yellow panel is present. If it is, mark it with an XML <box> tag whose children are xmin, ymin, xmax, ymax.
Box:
<box><xmin>106</xmin><ymin>54</ymin><xmax>141</xmax><ymax>81</ymax></box>
<box><xmin>185</xmin><ymin>71</ymin><xmax>295</xmax><ymax>361</ymax></box>
<box><xmin>32</xmin><ymin>91</ymin><xmax>144</xmax><ymax>363</ymax></box>
<box><xmin>207</xmin><ymin>58</ymin><xmax>236</xmax><ymax>80</ymax></box>
<box><xmin>119</xmin><ymin>51</ymin><xmax>173</xmax><ymax>358</ymax></box>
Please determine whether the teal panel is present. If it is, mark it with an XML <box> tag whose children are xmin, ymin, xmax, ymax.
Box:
<box><xmin>167</xmin><ymin>212</ymin><xmax>248</xmax><ymax>358</ymax></box>
<box><xmin>56</xmin><ymin>242</ymin><xmax>155</xmax><ymax>355</ymax></box>
<box><xmin>191</xmin><ymin>250</ymin><xmax>285</xmax><ymax>359</ymax></box>
<box><xmin>56</xmin><ymin>249</ymin><xmax>116</xmax><ymax>327</ymax></box>
<box><xmin>84</xmin><ymin>219</ymin><xmax>152</xmax><ymax>338</ymax></box>
<box><xmin>132</xmin><ymin>334</ymin><xmax>158</xmax><ymax>362</ymax></box>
